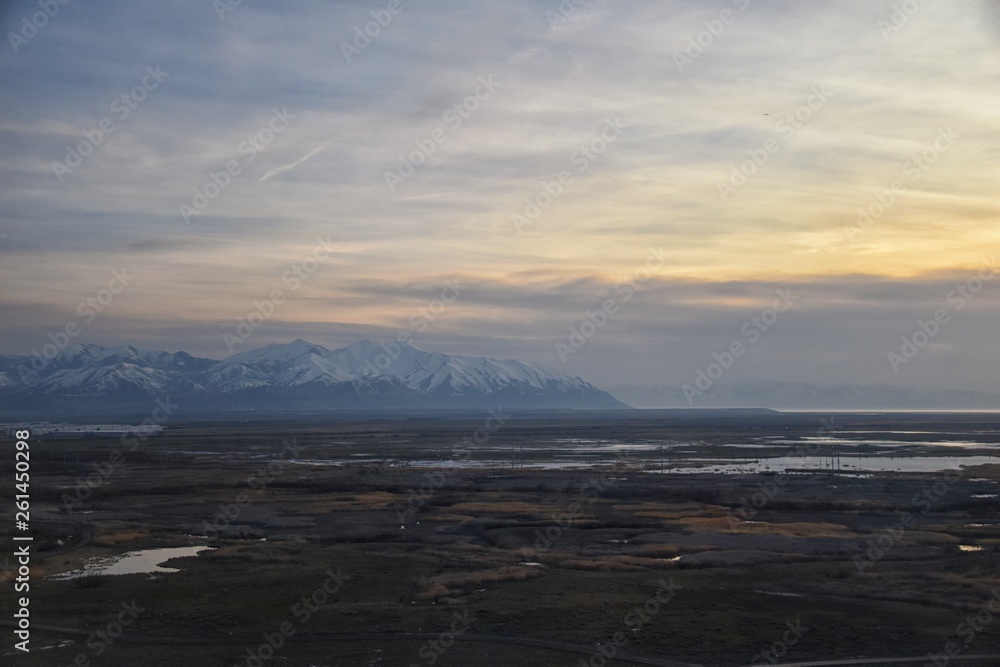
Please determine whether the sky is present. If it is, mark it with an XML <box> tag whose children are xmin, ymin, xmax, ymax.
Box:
<box><xmin>1</xmin><ymin>0</ymin><xmax>999</xmax><ymax>398</ymax></box>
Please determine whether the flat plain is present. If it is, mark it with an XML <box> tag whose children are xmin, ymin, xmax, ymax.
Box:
<box><xmin>2</xmin><ymin>411</ymin><xmax>999</xmax><ymax>666</ymax></box>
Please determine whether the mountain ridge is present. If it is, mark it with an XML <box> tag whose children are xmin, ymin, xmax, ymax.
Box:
<box><xmin>0</xmin><ymin>339</ymin><xmax>627</xmax><ymax>417</ymax></box>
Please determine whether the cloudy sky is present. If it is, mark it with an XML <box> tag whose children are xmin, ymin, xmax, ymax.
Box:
<box><xmin>1</xmin><ymin>0</ymin><xmax>998</xmax><ymax>397</ymax></box>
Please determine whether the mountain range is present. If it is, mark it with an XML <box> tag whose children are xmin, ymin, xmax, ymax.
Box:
<box><xmin>0</xmin><ymin>339</ymin><xmax>627</xmax><ymax>418</ymax></box>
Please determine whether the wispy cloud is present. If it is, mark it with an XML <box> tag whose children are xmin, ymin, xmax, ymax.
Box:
<box><xmin>1</xmin><ymin>1</ymin><xmax>997</xmax><ymax>395</ymax></box>
<box><xmin>257</xmin><ymin>142</ymin><xmax>328</xmax><ymax>184</ymax></box>
<box><xmin>393</xmin><ymin>176</ymin><xmax>548</xmax><ymax>201</ymax></box>
<box><xmin>394</xmin><ymin>191</ymin><xmax>461</xmax><ymax>201</ymax></box>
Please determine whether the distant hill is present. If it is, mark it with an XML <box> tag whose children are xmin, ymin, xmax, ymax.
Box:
<box><xmin>0</xmin><ymin>339</ymin><xmax>627</xmax><ymax>418</ymax></box>
<box><xmin>609</xmin><ymin>381</ymin><xmax>1000</xmax><ymax>411</ymax></box>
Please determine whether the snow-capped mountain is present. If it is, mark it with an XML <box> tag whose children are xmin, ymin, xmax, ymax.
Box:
<box><xmin>0</xmin><ymin>339</ymin><xmax>627</xmax><ymax>416</ymax></box>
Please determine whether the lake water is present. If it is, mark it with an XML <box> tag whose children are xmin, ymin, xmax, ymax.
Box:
<box><xmin>659</xmin><ymin>455</ymin><xmax>1000</xmax><ymax>475</ymax></box>
<box><xmin>50</xmin><ymin>546</ymin><xmax>213</xmax><ymax>579</ymax></box>
<box><xmin>265</xmin><ymin>434</ymin><xmax>1000</xmax><ymax>475</ymax></box>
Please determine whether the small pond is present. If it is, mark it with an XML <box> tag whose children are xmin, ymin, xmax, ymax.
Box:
<box><xmin>51</xmin><ymin>546</ymin><xmax>213</xmax><ymax>580</ymax></box>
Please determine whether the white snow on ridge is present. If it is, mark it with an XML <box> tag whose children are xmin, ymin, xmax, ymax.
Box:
<box><xmin>3</xmin><ymin>338</ymin><xmax>611</xmax><ymax>403</ymax></box>
<box><xmin>196</xmin><ymin>339</ymin><xmax>596</xmax><ymax>395</ymax></box>
<box><xmin>314</xmin><ymin>340</ymin><xmax>592</xmax><ymax>394</ymax></box>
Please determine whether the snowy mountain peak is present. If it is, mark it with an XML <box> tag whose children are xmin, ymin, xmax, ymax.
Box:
<box><xmin>0</xmin><ymin>339</ymin><xmax>628</xmax><ymax>412</ymax></box>
<box><xmin>323</xmin><ymin>340</ymin><xmax>595</xmax><ymax>396</ymax></box>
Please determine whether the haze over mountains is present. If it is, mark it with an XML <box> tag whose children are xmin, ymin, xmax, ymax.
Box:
<box><xmin>610</xmin><ymin>383</ymin><xmax>1000</xmax><ymax>411</ymax></box>
<box><xmin>0</xmin><ymin>339</ymin><xmax>626</xmax><ymax>418</ymax></box>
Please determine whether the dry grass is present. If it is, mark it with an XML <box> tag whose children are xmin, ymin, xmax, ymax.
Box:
<box><xmin>417</xmin><ymin>565</ymin><xmax>545</xmax><ymax>600</ymax></box>
<box><xmin>901</xmin><ymin>531</ymin><xmax>960</xmax><ymax>545</ymax></box>
<box><xmin>0</xmin><ymin>566</ymin><xmax>46</xmax><ymax>585</ymax></box>
<box><xmin>422</xmin><ymin>513</ymin><xmax>477</xmax><ymax>523</ymax></box>
<box><xmin>305</xmin><ymin>491</ymin><xmax>399</xmax><ymax>513</ymax></box>
<box><xmin>681</xmin><ymin>517</ymin><xmax>851</xmax><ymax>537</ymax></box>
<box><xmin>633</xmin><ymin>544</ymin><xmax>683</xmax><ymax>558</ymax></box>
<box><xmin>447</xmin><ymin>501</ymin><xmax>554</xmax><ymax>516</ymax></box>
<box><xmin>611</xmin><ymin>502</ymin><xmax>724</xmax><ymax>521</ymax></box>
<box><xmin>558</xmin><ymin>555</ymin><xmax>677</xmax><ymax>571</ymax></box>
<box><xmin>91</xmin><ymin>527</ymin><xmax>149</xmax><ymax>547</ymax></box>
<box><xmin>559</xmin><ymin>556</ymin><xmax>652</xmax><ymax>572</ymax></box>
